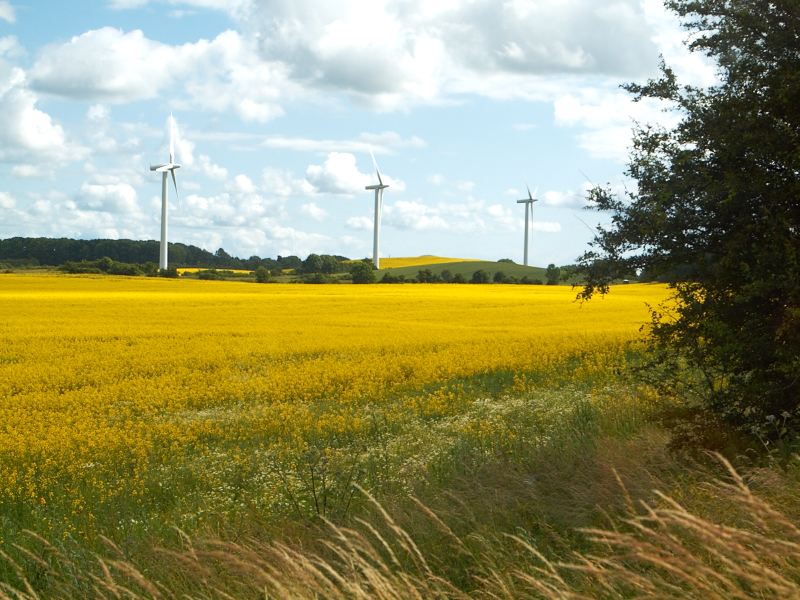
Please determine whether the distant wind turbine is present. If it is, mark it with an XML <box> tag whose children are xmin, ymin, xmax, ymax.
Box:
<box><xmin>517</xmin><ymin>185</ymin><xmax>538</xmax><ymax>267</ymax></box>
<box><xmin>365</xmin><ymin>150</ymin><xmax>389</xmax><ymax>269</ymax></box>
<box><xmin>150</xmin><ymin>115</ymin><xmax>181</xmax><ymax>271</ymax></box>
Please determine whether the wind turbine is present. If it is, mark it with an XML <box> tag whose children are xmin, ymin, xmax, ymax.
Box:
<box><xmin>365</xmin><ymin>150</ymin><xmax>389</xmax><ymax>269</ymax></box>
<box><xmin>150</xmin><ymin>115</ymin><xmax>181</xmax><ymax>271</ymax></box>
<box><xmin>517</xmin><ymin>185</ymin><xmax>538</xmax><ymax>267</ymax></box>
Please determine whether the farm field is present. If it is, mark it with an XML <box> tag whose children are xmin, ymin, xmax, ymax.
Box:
<box><xmin>0</xmin><ymin>275</ymin><xmax>666</xmax><ymax>541</ymax></box>
<box><xmin>2</xmin><ymin>274</ymin><xmax>798</xmax><ymax>598</ymax></box>
<box><xmin>377</xmin><ymin>255</ymin><xmax>475</xmax><ymax>269</ymax></box>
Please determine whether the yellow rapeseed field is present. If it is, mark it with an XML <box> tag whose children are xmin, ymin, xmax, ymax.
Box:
<box><xmin>378</xmin><ymin>255</ymin><xmax>474</xmax><ymax>268</ymax></box>
<box><xmin>0</xmin><ymin>273</ymin><xmax>668</xmax><ymax>539</ymax></box>
<box><xmin>176</xmin><ymin>267</ymin><xmax>253</xmax><ymax>275</ymax></box>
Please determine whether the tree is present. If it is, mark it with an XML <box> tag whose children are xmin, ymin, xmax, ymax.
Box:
<box><xmin>303</xmin><ymin>253</ymin><xmax>323</xmax><ymax>274</ymax></box>
<box><xmin>254</xmin><ymin>266</ymin><xmax>270</xmax><ymax>283</ymax></box>
<box><xmin>320</xmin><ymin>255</ymin><xmax>342</xmax><ymax>274</ymax></box>
<box><xmin>545</xmin><ymin>264</ymin><xmax>560</xmax><ymax>286</ymax></box>
<box><xmin>471</xmin><ymin>270</ymin><xmax>490</xmax><ymax>284</ymax></box>
<box><xmin>350</xmin><ymin>261</ymin><xmax>376</xmax><ymax>284</ymax></box>
<box><xmin>578</xmin><ymin>0</ymin><xmax>800</xmax><ymax>439</ymax></box>
<box><xmin>417</xmin><ymin>268</ymin><xmax>440</xmax><ymax>283</ymax></box>
<box><xmin>441</xmin><ymin>269</ymin><xmax>453</xmax><ymax>283</ymax></box>
<box><xmin>493</xmin><ymin>271</ymin><xmax>508</xmax><ymax>283</ymax></box>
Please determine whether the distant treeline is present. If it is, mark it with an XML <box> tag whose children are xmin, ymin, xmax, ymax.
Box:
<box><xmin>0</xmin><ymin>237</ymin><xmax>325</xmax><ymax>271</ymax></box>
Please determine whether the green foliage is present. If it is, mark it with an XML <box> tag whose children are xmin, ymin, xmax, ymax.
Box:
<box><xmin>0</xmin><ymin>236</ymin><xmax>311</xmax><ymax>272</ymax></box>
<box><xmin>578</xmin><ymin>0</ymin><xmax>800</xmax><ymax>439</ymax></box>
<box><xmin>197</xmin><ymin>269</ymin><xmax>226</xmax><ymax>280</ymax></box>
<box><xmin>452</xmin><ymin>273</ymin><xmax>467</xmax><ymax>284</ymax></box>
<box><xmin>380</xmin><ymin>273</ymin><xmax>405</xmax><ymax>283</ymax></box>
<box><xmin>493</xmin><ymin>271</ymin><xmax>508</xmax><ymax>283</ymax></box>
<box><xmin>471</xmin><ymin>270</ymin><xmax>490</xmax><ymax>284</ymax></box>
<box><xmin>545</xmin><ymin>263</ymin><xmax>561</xmax><ymax>285</ymax></box>
<box><xmin>254</xmin><ymin>266</ymin><xmax>270</xmax><ymax>283</ymax></box>
<box><xmin>416</xmin><ymin>268</ymin><xmax>441</xmax><ymax>283</ymax></box>
<box><xmin>61</xmin><ymin>257</ymin><xmax>143</xmax><ymax>276</ymax></box>
<box><xmin>350</xmin><ymin>261</ymin><xmax>376</xmax><ymax>284</ymax></box>
<box><xmin>303</xmin><ymin>272</ymin><xmax>338</xmax><ymax>284</ymax></box>
<box><xmin>303</xmin><ymin>253</ymin><xmax>323</xmax><ymax>274</ymax></box>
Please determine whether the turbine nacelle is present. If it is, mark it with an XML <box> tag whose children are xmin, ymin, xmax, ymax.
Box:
<box><xmin>517</xmin><ymin>184</ymin><xmax>538</xmax><ymax>204</ymax></box>
<box><xmin>365</xmin><ymin>183</ymin><xmax>389</xmax><ymax>191</ymax></box>
<box><xmin>150</xmin><ymin>163</ymin><xmax>182</xmax><ymax>173</ymax></box>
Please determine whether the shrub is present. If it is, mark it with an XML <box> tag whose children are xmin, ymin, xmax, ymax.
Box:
<box><xmin>254</xmin><ymin>266</ymin><xmax>270</xmax><ymax>283</ymax></box>
<box><xmin>471</xmin><ymin>270</ymin><xmax>490</xmax><ymax>284</ymax></box>
<box><xmin>350</xmin><ymin>261</ymin><xmax>376</xmax><ymax>284</ymax></box>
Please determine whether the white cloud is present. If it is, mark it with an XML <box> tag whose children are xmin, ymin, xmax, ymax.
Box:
<box><xmin>553</xmin><ymin>87</ymin><xmax>680</xmax><ymax>162</ymax></box>
<box><xmin>79</xmin><ymin>182</ymin><xmax>140</xmax><ymax>214</ymax></box>
<box><xmin>0</xmin><ymin>1</ymin><xmax>14</xmax><ymax>24</ymax></box>
<box><xmin>427</xmin><ymin>174</ymin><xmax>444</xmax><ymax>186</ymax></box>
<box><xmin>300</xmin><ymin>202</ymin><xmax>327</xmax><ymax>222</ymax></box>
<box><xmin>198</xmin><ymin>154</ymin><xmax>228</xmax><ymax>180</ymax></box>
<box><xmin>31</xmin><ymin>29</ymin><xmax>169</xmax><ymax>101</ymax></box>
<box><xmin>262</xmin><ymin>167</ymin><xmax>312</xmax><ymax>197</ymax></box>
<box><xmin>385</xmin><ymin>200</ymin><xmax>449</xmax><ymax>231</ymax></box>
<box><xmin>0</xmin><ymin>191</ymin><xmax>15</xmax><ymax>208</ymax></box>
<box><xmin>345</xmin><ymin>216</ymin><xmax>373</xmax><ymax>231</ymax></box>
<box><xmin>246</xmin><ymin>0</ymin><xmax>660</xmax><ymax>108</ymax></box>
<box><xmin>228</xmin><ymin>173</ymin><xmax>255</xmax><ymax>194</ymax></box>
<box><xmin>10</xmin><ymin>164</ymin><xmax>43</xmax><ymax>178</ymax></box>
<box><xmin>262</xmin><ymin>131</ymin><xmax>425</xmax><ymax>154</ymax></box>
<box><xmin>30</xmin><ymin>28</ymin><xmax>291</xmax><ymax>123</ymax></box>
<box><xmin>305</xmin><ymin>152</ymin><xmax>371</xmax><ymax>195</ymax></box>
<box><xmin>0</xmin><ymin>62</ymin><xmax>85</xmax><ymax>164</ymax></box>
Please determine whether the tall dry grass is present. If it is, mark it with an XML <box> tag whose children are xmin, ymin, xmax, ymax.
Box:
<box><xmin>3</xmin><ymin>454</ymin><xmax>800</xmax><ymax>599</ymax></box>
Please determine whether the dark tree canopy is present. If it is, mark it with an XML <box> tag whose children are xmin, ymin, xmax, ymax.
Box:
<box><xmin>579</xmin><ymin>0</ymin><xmax>800</xmax><ymax>438</ymax></box>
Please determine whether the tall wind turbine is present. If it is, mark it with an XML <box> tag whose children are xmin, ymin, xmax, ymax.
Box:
<box><xmin>365</xmin><ymin>150</ymin><xmax>389</xmax><ymax>269</ymax></box>
<box><xmin>150</xmin><ymin>115</ymin><xmax>181</xmax><ymax>270</ymax></box>
<box><xmin>517</xmin><ymin>185</ymin><xmax>538</xmax><ymax>267</ymax></box>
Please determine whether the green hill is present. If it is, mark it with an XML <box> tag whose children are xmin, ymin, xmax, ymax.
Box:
<box><xmin>380</xmin><ymin>260</ymin><xmax>548</xmax><ymax>280</ymax></box>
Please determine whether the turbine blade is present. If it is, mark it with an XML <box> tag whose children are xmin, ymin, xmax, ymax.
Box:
<box><xmin>527</xmin><ymin>183</ymin><xmax>533</xmax><ymax>200</ymax></box>
<box><xmin>171</xmin><ymin>169</ymin><xmax>180</xmax><ymax>212</ymax></box>
<box><xmin>169</xmin><ymin>113</ymin><xmax>175</xmax><ymax>164</ymax></box>
<box><xmin>574</xmin><ymin>214</ymin><xmax>597</xmax><ymax>235</ymax></box>
<box><xmin>369</xmin><ymin>148</ymin><xmax>384</xmax><ymax>187</ymax></box>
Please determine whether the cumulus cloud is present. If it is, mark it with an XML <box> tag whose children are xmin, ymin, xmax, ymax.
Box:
<box><xmin>11</xmin><ymin>164</ymin><xmax>44</xmax><ymax>178</ymax></box>
<box><xmin>30</xmin><ymin>28</ymin><xmax>291</xmax><ymax>123</ymax></box>
<box><xmin>553</xmin><ymin>88</ymin><xmax>680</xmax><ymax>162</ymax></box>
<box><xmin>305</xmin><ymin>152</ymin><xmax>371</xmax><ymax>195</ymax></box>
<box><xmin>243</xmin><ymin>0</ymin><xmax>660</xmax><ymax>109</ymax></box>
<box><xmin>346</xmin><ymin>215</ymin><xmax>373</xmax><ymax>231</ymax></box>
<box><xmin>262</xmin><ymin>167</ymin><xmax>312</xmax><ymax>197</ymax></box>
<box><xmin>0</xmin><ymin>61</ymin><xmax>86</xmax><ymax>164</ymax></box>
<box><xmin>0</xmin><ymin>2</ymin><xmax>14</xmax><ymax>24</ymax></box>
<box><xmin>197</xmin><ymin>154</ymin><xmax>228</xmax><ymax>180</ymax></box>
<box><xmin>359</xmin><ymin>197</ymin><xmax>563</xmax><ymax>234</ymax></box>
<box><xmin>79</xmin><ymin>182</ymin><xmax>140</xmax><ymax>213</ymax></box>
<box><xmin>0</xmin><ymin>191</ymin><xmax>15</xmax><ymax>208</ymax></box>
<box><xmin>300</xmin><ymin>202</ymin><xmax>327</xmax><ymax>222</ymax></box>
<box><xmin>262</xmin><ymin>131</ymin><xmax>425</xmax><ymax>154</ymax></box>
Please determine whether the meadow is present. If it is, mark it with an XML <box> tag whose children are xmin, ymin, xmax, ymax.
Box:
<box><xmin>5</xmin><ymin>274</ymin><xmax>799</xmax><ymax>598</ymax></box>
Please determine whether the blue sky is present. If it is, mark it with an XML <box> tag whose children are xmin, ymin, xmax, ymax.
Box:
<box><xmin>0</xmin><ymin>0</ymin><xmax>714</xmax><ymax>264</ymax></box>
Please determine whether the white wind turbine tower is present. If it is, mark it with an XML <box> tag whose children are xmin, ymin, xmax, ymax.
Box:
<box><xmin>365</xmin><ymin>150</ymin><xmax>389</xmax><ymax>269</ymax></box>
<box><xmin>150</xmin><ymin>115</ymin><xmax>181</xmax><ymax>270</ymax></box>
<box><xmin>517</xmin><ymin>185</ymin><xmax>538</xmax><ymax>267</ymax></box>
